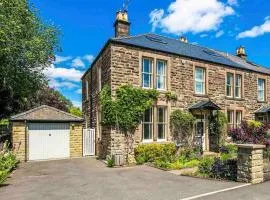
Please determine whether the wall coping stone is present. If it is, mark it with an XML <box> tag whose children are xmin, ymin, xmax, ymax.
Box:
<box><xmin>237</xmin><ymin>144</ymin><xmax>266</xmax><ymax>149</ymax></box>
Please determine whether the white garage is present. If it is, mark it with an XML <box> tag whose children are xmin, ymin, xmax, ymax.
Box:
<box><xmin>28</xmin><ymin>123</ymin><xmax>70</xmax><ymax>161</ymax></box>
<box><xmin>11</xmin><ymin>105</ymin><xmax>84</xmax><ymax>162</ymax></box>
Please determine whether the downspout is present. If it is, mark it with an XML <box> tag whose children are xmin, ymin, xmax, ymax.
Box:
<box><xmin>24</xmin><ymin>120</ymin><xmax>27</xmax><ymax>162</ymax></box>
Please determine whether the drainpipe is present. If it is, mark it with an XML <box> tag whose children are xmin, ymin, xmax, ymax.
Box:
<box><xmin>24</xmin><ymin>120</ymin><xmax>27</xmax><ymax>162</ymax></box>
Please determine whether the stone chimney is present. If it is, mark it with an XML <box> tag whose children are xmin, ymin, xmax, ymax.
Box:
<box><xmin>114</xmin><ymin>10</ymin><xmax>130</xmax><ymax>38</ymax></box>
<box><xmin>236</xmin><ymin>46</ymin><xmax>247</xmax><ymax>60</ymax></box>
<box><xmin>180</xmin><ymin>36</ymin><xmax>188</xmax><ymax>43</ymax></box>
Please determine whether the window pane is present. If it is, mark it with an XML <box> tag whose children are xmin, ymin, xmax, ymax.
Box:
<box><xmin>157</xmin><ymin>75</ymin><xmax>165</xmax><ymax>89</ymax></box>
<box><xmin>158</xmin><ymin>124</ymin><xmax>165</xmax><ymax>140</ymax></box>
<box><xmin>158</xmin><ymin>107</ymin><xmax>165</xmax><ymax>122</ymax></box>
<box><xmin>195</xmin><ymin>68</ymin><xmax>203</xmax><ymax>81</ymax></box>
<box><xmin>144</xmin><ymin>109</ymin><xmax>152</xmax><ymax>122</ymax></box>
<box><xmin>258</xmin><ymin>79</ymin><xmax>265</xmax><ymax>101</ymax></box>
<box><xmin>226</xmin><ymin>73</ymin><xmax>233</xmax><ymax>96</ymax></box>
<box><xmin>143</xmin><ymin>74</ymin><xmax>151</xmax><ymax>88</ymax></box>
<box><xmin>196</xmin><ymin>82</ymin><xmax>203</xmax><ymax>94</ymax></box>
<box><xmin>157</xmin><ymin>61</ymin><xmax>165</xmax><ymax>75</ymax></box>
<box><xmin>143</xmin><ymin>59</ymin><xmax>152</xmax><ymax>73</ymax></box>
<box><xmin>143</xmin><ymin>124</ymin><xmax>152</xmax><ymax>140</ymax></box>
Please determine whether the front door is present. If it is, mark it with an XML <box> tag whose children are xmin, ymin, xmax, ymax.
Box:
<box><xmin>194</xmin><ymin>115</ymin><xmax>206</xmax><ymax>151</ymax></box>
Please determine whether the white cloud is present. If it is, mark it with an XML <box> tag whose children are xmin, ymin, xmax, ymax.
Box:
<box><xmin>49</xmin><ymin>79</ymin><xmax>78</xmax><ymax>89</ymax></box>
<box><xmin>150</xmin><ymin>9</ymin><xmax>165</xmax><ymax>32</ymax></box>
<box><xmin>83</xmin><ymin>54</ymin><xmax>95</xmax><ymax>63</ymax></box>
<box><xmin>149</xmin><ymin>0</ymin><xmax>235</xmax><ymax>35</ymax></box>
<box><xmin>237</xmin><ymin>17</ymin><xmax>270</xmax><ymax>39</ymax></box>
<box><xmin>71</xmin><ymin>57</ymin><xmax>85</xmax><ymax>68</ymax></box>
<box><xmin>71</xmin><ymin>100</ymin><xmax>82</xmax><ymax>109</ymax></box>
<box><xmin>44</xmin><ymin>64</ymin><xmax>84</xmax><ymax>82</ymax></box>
<box><xmin>54</xmin><ymin>55</ymin><xmax>72</xmax><ymax>64</ymax></box>
<box><xmin>227</xmin><ymin>0</ymin><xmax>238</xmax><ymax>6</ymax></box>
<box><xmin>76</xmin><ymin>88</ymin><xmax>82</xmax><ymax>94</ymax></box>
<box><xmin>200</xmin><ymin>34</ymin><xmax>208</xmax><ymax>38</ymax></box>
<box><xmin>215</xmin><ymin>30</ymin><xmax>224</xmax><ymax>38</ymax></box>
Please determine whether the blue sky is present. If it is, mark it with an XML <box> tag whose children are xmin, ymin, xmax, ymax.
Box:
<box><xmin>31</xmin><ymin>0</ymin><xmax>270</xmax><ymax>108</ymax></box>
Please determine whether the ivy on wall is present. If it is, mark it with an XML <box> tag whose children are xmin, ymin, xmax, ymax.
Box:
<box><xmin>99</xmin><ymin>85</ymin><xmax>159</xmax><ymax>133</ymax></box>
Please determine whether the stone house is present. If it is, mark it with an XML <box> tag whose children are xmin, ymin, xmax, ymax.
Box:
<box><xmin>82</xmin><ymin>11</ymin><xmax>270</xmax><ymax>160</ymax></box>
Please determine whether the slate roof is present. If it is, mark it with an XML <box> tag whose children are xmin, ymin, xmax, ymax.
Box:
<box><xmin>255</xmin><ymin>105</ymin><xmax>270</xmax><ymax>114</ymax></box>
<box><xmin>111</xmin><ymin>33</ymin><xmax>270</xmax><ymax>75</ymax></box>
<box><xmin>189</xmin><ymin>100</ymin><xmax>221</xmax><ymax>111</ymax></box>
<box><xmin>10</xmin><ymin>105</ymin><xmax>83</xmax><ymax>122</ymax></box>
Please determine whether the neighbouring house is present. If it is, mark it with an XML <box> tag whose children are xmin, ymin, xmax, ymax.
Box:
<box><xmin>11</xmin><ymin>105</ymin><xmax>84</xmax><ymax>161</ymax></box>
<box><xmin>82</xmin><ymin>10</ymin><xmax>270</xmax><ymax>161</ymax></box>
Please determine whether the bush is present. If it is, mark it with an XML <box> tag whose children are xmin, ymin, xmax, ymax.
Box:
<box><xmin>107</xmin><ymin>158</ymin><xmax>114</xmax><ymax>168</ymax></box>
<box><xmin>198</xmin><ymin>156</ymin><xmax>215</xmax><ymax>176</ymax></box>
<box><xmin>211</xmin><ymin>158</ymin><xmax>237</xmax><ymax>181</ymax></box>
<box><xmin>229</xmin><ymin>120</ymin><xmax>270</xmax><ymax>144</ymax></box>
<box><xmin>134</xmin><ymin>143</ymin><xmax>176</xmax><ymax>165</ymax></box>
<box><xmin>0</xmin><ymin>141</ymin><xmax>18</xmax><ymax>184</ymax></box>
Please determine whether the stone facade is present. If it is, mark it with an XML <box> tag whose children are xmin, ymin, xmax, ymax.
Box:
<box><xmin>237</xmin><ymin>144</ymin><xmax>265</xmax><ymax>184</ymax></box>
<box><xmin>12</xmin><ymin>122</ymin><xmax>26</xmax><ymax>161</ymax></box>
<box><xmin>82</xmin><ymin>42</ymin><xmax>270</xmax><ymax>160</ymax></box>
<box><xmin>70</xmin><ymin>122</ymin><xmax>83</xmax><ymax>158</ymax></box>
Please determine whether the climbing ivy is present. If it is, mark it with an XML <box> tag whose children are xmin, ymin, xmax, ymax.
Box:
<box><xmin>99</xmin><ymin>85</ymin><xmax>159</xmax><ymax>133</ymax></box>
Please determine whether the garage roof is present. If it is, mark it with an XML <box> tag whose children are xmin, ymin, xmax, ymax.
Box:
<box><xmin>10</xmin><ymin>105</ymin><xmax>83</xmax><ymax>122</ymax></box>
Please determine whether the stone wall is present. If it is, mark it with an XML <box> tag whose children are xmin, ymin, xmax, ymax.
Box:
<box><xmin>263</xmin><ymin>158</ymin><xmax>270</xmax><ymax>181</ymax></box>
<box><xmin>70</xmin><ymin>122</ymin><xmax>83</xmax><ymax>158</ymax></box>
<box><xmin>237</xmin><ymin>144</ymin><xmax>265</xmax><ymax>184</ymax></box>
<box><xmin>12</xmin><ymin>122</ymin><xmax>26</xmax><ymax>162</ymax></box>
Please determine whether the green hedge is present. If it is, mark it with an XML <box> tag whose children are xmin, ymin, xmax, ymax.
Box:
<box><xmin>134</xmin><ymin>143</ymin><xmax>176</xmax><ymax>165</ymax></box>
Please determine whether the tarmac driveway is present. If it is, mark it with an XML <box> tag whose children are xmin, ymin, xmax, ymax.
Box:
<box><xmin>0</xmin><ymin>158</ymin><xmax>247</xmax><ymax>200</ymax></box>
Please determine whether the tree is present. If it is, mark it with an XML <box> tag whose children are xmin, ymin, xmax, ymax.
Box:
<box><xmin>25</xmin><ymin>86</ymin><xmax>72</xmax><ymax>112</ymax></box>
<box><xmin>0</xmin><ymin>0</ymin><xmax>59</xmax><ymax>118</ymax></box>
<box><xmin>69</xmin><ymin>107</ymin><xmax>82</xmax><ymax>117</ymax></box>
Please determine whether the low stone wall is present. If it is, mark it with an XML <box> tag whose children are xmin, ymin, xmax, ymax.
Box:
<box><xmin>264</xmin><ymin>158</ymin><xmax>270</xmax><ymax>181</ymax></box>
<box><xmin>237</xmin><ymin>144</ymin><xmax>265</xmax><ymax>184</ymax></box>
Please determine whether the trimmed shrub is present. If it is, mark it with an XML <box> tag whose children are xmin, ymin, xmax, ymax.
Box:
<box><xmin>134</xmin><ymin>143</ymin><xmax>176</xmax><ymax>164</ymax></box>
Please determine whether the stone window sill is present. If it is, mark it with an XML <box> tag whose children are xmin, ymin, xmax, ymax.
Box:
<box><xmin>193</xmin><ymin>94</ymin><xmax>209</xmax><ymax>98</ymax></box>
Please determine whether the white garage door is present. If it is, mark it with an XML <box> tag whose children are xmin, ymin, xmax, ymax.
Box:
<box><xmin>28</xmin><ymin>123</ymin><xmax>70</xmax><ymax>161</ymax></box>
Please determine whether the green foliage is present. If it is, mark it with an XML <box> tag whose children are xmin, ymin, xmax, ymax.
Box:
<box><xmin>134</xmin><ymin>143</ymin><xmax>176</xmax><ymax>164</ymax></box>
<box><xmin>168</xmin><ymin>159</ymin><xmax>200</xmax><ymax>170</ymax></box>
<box><xmin>198</xmin><ymin>156</ymin><xmax>215</xmax><ymax>176</ymax></box>
<box><xmin>0</xmin><ymin>141</ymin><xmax>19</xmax><ymax>184</ymax></box>
<box><xmin>209</xmin><ymin>111</ymin><xmax>227</xmax><ymax>136</ymax></box>
<box><xmin>69</xmin><ymin>107</ymin><xmax>82</xmax><ymax>117</ymax></box>
<box><xmin>247</xmin><ymin>120</ymin><xmax>263</xmax><ymax>128</ymax></box>
<box><xmin>107</xmin><ymin>158</ymin><xmax>114</xmax><ymax>168</ymax></box>
<box><xmin>99</xmin><ymin>85</ymin><xmax>159</xmax><ymax>132</ymax></box>
<box><xmin>0</xmin><ymin>0</ymin><xmax>59</xmax><ymax>118</ymax></box>
<box><xmin>0</xmin><ymin>119</ymin><xmax>8</xmax><ymax>125</ymax></box>
<box><xmin>165</xmin><ymin>92</ymin><xmax>178</xmax><ymax>101</ymax></box>
<box><xmin>170</xmin><ymin>110</ymin><xmax>196</xmax><ymax>147</ymax></box>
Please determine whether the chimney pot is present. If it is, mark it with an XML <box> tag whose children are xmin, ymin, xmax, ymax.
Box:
<box><xmin>236</xmin><ymin>46</ymin><xmax>247</xmax><ymax>60</ymax></box>
<box><xmin>180</xmin><ymin>36</ymin><xmax>188</xmax><ymax>43</ymax></box>
<box><xmin>114</xmin><ymin>10</ymin><xmax>130</xmax><ymax>38</ymax></box>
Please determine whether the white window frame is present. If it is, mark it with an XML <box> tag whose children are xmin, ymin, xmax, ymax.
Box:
<box><xmin>195</xmin><ymin>67</ymin><xmax>206</xmax><ymax>95</ymax></box>
<box><xmin>227</xmin><ymin>110</ymin><xmax>234</xmax><ymax>129</ymax></box>
<box><xmin>142</xmin><ymin>108</ymin><xmax>153</xmax><ymax>143</ymax></box>
<box><xmin>157</xmin><ymin>107</ymin><xmax>167</xmax><ymax>142</ymax></box>
<box><xmin>235</xmin><ymin>111</ymin><xmax>242</xmax><ymax>128</ymax></box>
<box><xmin>258</xmin><ymin>78</ymin><xmax>265</xmax><ymax>102</ymax></box>
<box><xmin>156</xmin><ymin>60</ymin><xmax>167</xmax><ymax>91</ymax></box>
<box><xmin>142</xmin><ymin>58</ymin><xmax>153</xmax><ymax>89</ymax></box>
<box><xmin>235</xmin><ymin>74</ymin><xmax>242</xmax><ymax>98</ymax></box>
<box><xmin>226</xmin><ymin>73</ymin><xmax>233</xmax><ymax>97</ymax></box>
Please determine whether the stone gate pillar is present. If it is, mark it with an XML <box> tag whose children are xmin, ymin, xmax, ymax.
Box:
<box><xmin>237</xmin><ymin>144</ymin><xmax>265</xmax><ymax>184</ymax></box>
